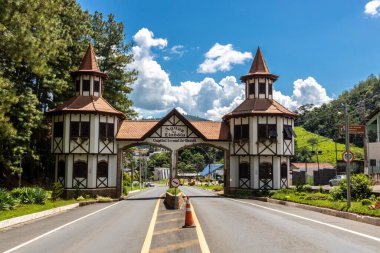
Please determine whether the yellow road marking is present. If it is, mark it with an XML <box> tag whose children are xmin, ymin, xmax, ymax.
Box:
<box><xmin>140</xmin><ymin>193</ymin><xmax>163</xmax><ymax>253</ymax></box>
<box><xmin>191</xmin><ymin>199</ymin><xmax>211</xmax><ymax>253</ymax></box>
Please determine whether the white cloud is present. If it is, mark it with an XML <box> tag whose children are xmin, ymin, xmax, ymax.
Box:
<box><xmin>273</xmin><ymin>77</ymin><xmax>332</xmax><ymax>111</ymax></box>
<box><xmin>129</xmin><ymin>28</ymin><xmax>245</xmax><ymax>121</ymax></box>
<box><xmin>170</xmin><ymin>45</ymin><xmax>185</xmax><ymax>56</ymax></box>
<box><xmin>365</xmin><ymin>0</ymin><xmax>380</xmax><ymax>16</ymax></box>
<box><xmin>163</xmin><ymin>56</ymin><xmax>171</xmax><ymax>61</ymax></box>
<box><xmin>197</xmin><ymin>43</ymin><xmax>252</xmax><ymax>73</ymax></box>
<box><xmin>129</xmin><ymin>28</ymin><xmax>332</xmax><ymax>121</ymax></box>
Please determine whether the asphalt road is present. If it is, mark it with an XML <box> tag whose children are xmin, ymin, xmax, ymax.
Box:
<box><xmin>0</xmin><ymin>187</ymin><xmax>166</xmax><ymax>253</ymax></box>
<box><xmin>181</xmin><ymin>186</ymin><xmax>380</xmax><ymax>253</ymax></box>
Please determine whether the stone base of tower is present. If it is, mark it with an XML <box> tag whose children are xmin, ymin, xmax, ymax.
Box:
<box><xmin>63</xmin><ymin>187</ymin><xmax>119</xmax><ymax>199</ymax></box>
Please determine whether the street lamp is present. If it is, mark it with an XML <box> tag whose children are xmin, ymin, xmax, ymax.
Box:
<box><xmin>344</xmin><ymin>104</ymin><xmax>351</xmax><ymax>208</ymax></box>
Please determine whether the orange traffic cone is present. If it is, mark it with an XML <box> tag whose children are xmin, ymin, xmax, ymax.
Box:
<box><xmin>183</xmin><ymin>196</ymin><xmax>196</xmax><ymax>228</ymax></box>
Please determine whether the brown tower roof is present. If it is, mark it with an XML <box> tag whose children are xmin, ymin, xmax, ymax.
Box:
<box><xmin>72</xmin><ymin>44</ymin><xmax>108</xmax><ymax>78</ymax></box>
<box><xmin>240</xmin><ymin>47</ymin><xmax>278</xmax><ymax>82</ymax></box>
<box><xmin>249</xmin><ymin>47</ymin><xmax>270</xmax><ymax>74</ymax></box>
<box><xmin>47</xmin><ymin>96</ymin><xmax>124</xmax><ymax>118</ymax></box>
<box><xmin>222</xmin><ymin>98</ymin><xmax>297</xmax><ymax>120</ymax></box>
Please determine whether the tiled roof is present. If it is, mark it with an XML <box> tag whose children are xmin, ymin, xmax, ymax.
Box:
<box><xmin>249</xmin><ymin>47</ymin><xmax>270</xmax><ymax>74</ymax></box>
<box><xmin>72</xmin><ymin>44</ymin><xmax>108</xmax><ymax>78</ymax></box>
<box><xmin>47</xmin><ymin>96</ymin><xmax>124</xmax><ymax>117</ymax></box>
<box><xmin>191</xmin><ymin>121</ymin><xmax>230</xmax><ymax>141</ymax></box>
<box><xmin>116</xmin><ymin>120</ymin><xmax>159</xmax><ymax>140</ymax></box>
<box><xmin>240</xmin><ymin>47</ymin><xmax>278</xmax><ymax>81</ymax></box>
<box><xmin>291</xmin><ymin>163</ymin><xmax>335</xmax><ymax>169</ymax></box>
<box><xmin>116</xmin><ymin>119</ymin><xmax>230</xmax><ymax>141</ymax></box>
<box><xmin>223</xmin><ymin>99</ymin><xmax>297</xmax><ymax>120</ymax></box>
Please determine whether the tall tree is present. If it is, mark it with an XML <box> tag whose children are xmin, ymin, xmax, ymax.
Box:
<box><xmin>90</xmin><ymin>11</ymin><xmax>137</xmax><ymax>117</ymax></box>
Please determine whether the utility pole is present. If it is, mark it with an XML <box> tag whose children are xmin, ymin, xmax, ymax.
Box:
<box><xmin>345</xmin><ymin>104</ymin><xmax>351</xmax><ymax>208</ymax></box>
<box><xmin>139</xmin><ymin>151</ymin><xmax>142</xmax><ymax>190</ymax></box>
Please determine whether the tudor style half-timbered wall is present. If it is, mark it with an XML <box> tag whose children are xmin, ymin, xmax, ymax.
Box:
<box><xmin>51</xmin><ymin>113</ymin><xmax>118</xmax><ymax>190</ymax></box>
<box><xmin>228</xmin><ymin>114</ymin><xmax>295</xmax><ymax>190</ymax></box>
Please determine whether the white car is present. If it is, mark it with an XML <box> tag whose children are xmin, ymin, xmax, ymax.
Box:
<box><xmin>329</xmin><ymin>175</ymin><xmax>346</xmax><ymax>186</ymax></box>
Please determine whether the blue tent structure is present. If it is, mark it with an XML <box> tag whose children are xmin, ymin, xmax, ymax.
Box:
<box><xmin>200</xmin><ymin>164</ymin><xmax>224</xmax><ymax>176</ymax></box>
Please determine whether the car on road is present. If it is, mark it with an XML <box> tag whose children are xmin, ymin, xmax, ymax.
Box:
<box><xmin>144</xmin><ymin>182</ymin><xmax>155</xmax><ymax>187</ymax></box>
<box><xmin>329</xmin><ymin>175</ymin><xmax>346</xmax><ymax>186</ymax></box>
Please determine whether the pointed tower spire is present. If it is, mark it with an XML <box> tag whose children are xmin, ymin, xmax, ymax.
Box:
<box><xmin>72</xmin><ymin>44</ymin><xmax>108</xmax><ymax>78</ymax></box>
<box><xmin>240</xmin><ymin>47</ymin><xmax>278</xmax><ymax>82</ymax></box>
<box><xmin>249</xmin><ymin>47</ymin><xmax>270</xmax><ymax>74</ymax></box>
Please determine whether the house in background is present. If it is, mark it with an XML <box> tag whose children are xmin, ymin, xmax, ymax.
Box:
<box><xmin>366</xmin><ymin>107</ymin><xmax>380</xmax><ymax>183</ymax></box>
<box><xmin>290</xmin><ymin>163</ymin><xmax>336</xmax><ymax>185</ymax></box>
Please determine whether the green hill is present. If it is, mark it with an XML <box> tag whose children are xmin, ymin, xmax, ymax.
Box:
<box><xmin>294</xmin><ymin>127</ymin><xmax>364</xmax><ymax>165</ymax></box>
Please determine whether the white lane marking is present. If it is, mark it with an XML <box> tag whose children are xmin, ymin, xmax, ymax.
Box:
<box><xmin>140</xmin><ymin>193</ymin><xmax>164</xmax><ymax>253</ymax></box>
<box><xmin>229</xmin><ymin>198</ymin><xmax>380</xmax><ymax>243</ymax></box>
<box><xmin>191</xmin><ymin>200</ymin><xmax>211</xmax><ymax>253</ymax></box>
<box><xmin>3</xmin><ymin>202</ymin><xmax>121</xmax><ymax>253</ymax></box>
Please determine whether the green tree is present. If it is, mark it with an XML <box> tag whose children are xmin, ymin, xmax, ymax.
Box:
<box><xmin>90</xmin><ymin>12</ymin><xmax>137</xmax><ymax>117</ymax></box>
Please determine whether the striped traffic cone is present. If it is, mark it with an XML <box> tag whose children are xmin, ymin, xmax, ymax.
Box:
<box><xmin>183</xmin><ymin>196</ymin><xmax>196</xmax><ymax>228</ymax></box>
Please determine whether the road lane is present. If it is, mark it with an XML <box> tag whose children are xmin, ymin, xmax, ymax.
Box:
<box><xmin>1</xmin><ymin>187</ymin><xmax>167</xmax><ymax>253</ymax></box>
<box><xmin>181</xmin><ymin>186</ymin><xmax>380</xmax><ymax>253</ymax></box>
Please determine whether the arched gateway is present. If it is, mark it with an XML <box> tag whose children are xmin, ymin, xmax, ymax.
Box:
<box><xmin>48</xmin><ymin>45</ymin><xmax>297</xmax><ymax>198</ymax></box>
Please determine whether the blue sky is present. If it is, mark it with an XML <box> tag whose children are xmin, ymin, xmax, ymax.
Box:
<box><xmin>78</xmin><ymin>0</ymin><xmax>380</xmax><ymax>120</ymax></box>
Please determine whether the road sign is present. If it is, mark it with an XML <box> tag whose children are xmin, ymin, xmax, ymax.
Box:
<box><xmin>171</xmin><ymin>178</ymin><xmax>180</xmax><ymax>188</ymax></box>
<box><xmin>342</xmin><ymin>151</ymin><xmax>354</xmax><ymax>163</ymax></box>
<box><xmin>339</xmin><ymin>125</ymin><xmax>365</xmax><ymax>135</ymax></box>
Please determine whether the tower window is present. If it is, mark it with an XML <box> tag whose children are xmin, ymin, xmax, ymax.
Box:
<box><xmin>70</xmin><ymin>122</ymin><xmax>90</xmax><ymax>138</ymax></box>
<box><xmin>283</xmin><ymin>125</ymin><xmax>296</xmax><ymax>140</ymax></box>
<box><xmin>97</xmin><ymin>161</ymin><xmax>108</xmax><ymax>178</ymax></box>
<box><xmin>258</xmin><ymin>124</ymin><xmax>277</xmax><ymax>139</ymax></box>
<box><xmin>99</xmin><ymin>123</ymin><xmax>114</xmax><ymax>140</ymax></box>
<box><xmin>268</xmin><ymin>83</ymin><xmax>272</xmax><ymax>95</ymax></box>
<box><xmin>73</xmin><ymin>161</ymin><xmax>87</xmax><ymax>178</ymax></box>
<box><xmin>259</xmin><ymin>83</ymin><xmax>266</xmax><ymax>94</ymax></box>
<box><xmin>249</xmin><ymin>83</ymin><xmax>255</xmax><ymax>95</ymax></box>
<box><xmin>75</xmin><ymin>79</ymin><xmax>80</xmax><ymax>92</ymax></box>
<box><xmin>82</xmin><ymin>79</ymin><xmax>90</xmax><ymax>92</ymax></box>
<box><xmin>54</xmin><ymin>122</ymin><xmax>63</xmax><ymax>138</ymax></box>
<box><xmin>94</xmin><ymin>80</ymin><xmax>100</xmax><ymax>93</ymax></box>
<box><xmin>234</xmin><ymin>124</ymin><xmax>249</xmax><ymax>140</ymax></box>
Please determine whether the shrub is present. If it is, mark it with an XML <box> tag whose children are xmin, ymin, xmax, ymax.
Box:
<box><xmin>303</xmin><ymin>184</ymin><xmax>313</xmax><ymax>193</ymax></box>
<box><xmin>76</xmin><ymin>196</ymin><xmax>85</xmax><ymax>201</ymax></box>
<box><xmin>123</xmin><ymin>185</ymin><xmax>128</xmax><ymax>195</ymax></box>
<box><xmin>350</xmin><ymin>174</ymin><xmax>373</xmax><ymax>200</ymax></box>
<box><xmin>33</xmin><ymin>188</ymin><xmax>48</xmax><ymax>204</ymax></box>
<box><xmin>304</xmin><ymin>193</ymin><xmax>328</xmax><ymax>200</ymax></box>
<box><xmin>212</xmin><ymin>185</ymin><xmax>223</xmax><ymax>191</ymax></box>
<box><xmin>11</xmin><ymin>187</ymin><xmax>48</xmax><ymax>204</ymax></box>
<box><xmin>0</xmin><ymin>189</ymin><xmax>17</xmax><ymax>210</ymax></box>
<box><xmin>167</xmin><ymin>188</ymin><xmax>181</xmax><ymax>195</ymax></box>
<box><xmin>377</xmin><ymin>196</ymin><xmax>380</xmax><ymax>202</ymax></box>
<box><xmin>277</xmin><ymin>188</ymin><xmax>294</xmax><ymax>195</ymax></box>
<box><xmin>329</xmin><ymin>174</ymin><xmax>373</xmax><ymax>201</ymax></box>
<box><xmin>51</xmin><ymin>182</ymin><xmax>64</xmax><ymax>200</ymax></box>
<box><xmin>361</xmin><ymin>199</ymin><xmax>372</xmax><ymax>206</ymax></box>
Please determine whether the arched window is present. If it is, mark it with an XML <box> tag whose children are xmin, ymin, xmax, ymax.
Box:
<box><xmin>97</xmin><ymin>161</ymin><xmax>108</xmax><ymax>178</ymax></box>
<box><xmin>73</xmin><ymin>161</ymin><xmax>87</xmax><ymax>178</ymax></box>
<box><xmin>259</xmin><ymin>162</ymin><xmax>273</xmax><ymax>180</ymax></box>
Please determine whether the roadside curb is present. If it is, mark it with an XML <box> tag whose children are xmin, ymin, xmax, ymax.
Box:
<box><xmin>0</xmin><ymin>199</ymin><xmax>119</xmax><ymax>230</ymax></box>
<box><xmin>223</xmin><ymin>194</ymin><xmax>380</xmax><ymax>227</ymax></box>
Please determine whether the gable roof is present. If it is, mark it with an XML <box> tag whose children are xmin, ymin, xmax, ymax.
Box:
<box><xmin>47</xmin><ymin>96</ymin><xmax>125</xmax><ymax>118</ymax></box>
<box><xmin>367</xmin><ymin>107</ymin><xmax>380</xmax><ymax>122</ymax></box>
<box><xmin>72</xmin><ymin>44</ymin><xmax>108</xmax><ymax>78</ymax></box>
<box><xmin>240</xmin><ymin>47</ymin><xmax>278</xmax><ymax>82</ymax></box>
<box><xmin>116</xmin><ymin>109</ymin><xmax>230</xmax><ymax>141</ymax></box>
<box><xmin>223</xmin><ymin>98</ymin><xmax>297</xmax><ymax>120</ymax></box>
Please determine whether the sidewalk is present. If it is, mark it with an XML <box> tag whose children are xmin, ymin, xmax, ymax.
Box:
<box><xmin>149</xmin><ymin>198</ymin><xmax>201</xmax><ymax>253</ymax></box>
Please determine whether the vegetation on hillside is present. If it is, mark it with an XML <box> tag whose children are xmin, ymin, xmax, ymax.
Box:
<box><xmin>293</xmin><ymin>127</ymin><xmax>364</xmax><ymax>165</ymax></box>
<box><xmin>296</xmin><ymin>74</ymin><xmax>380</xmax><ymax>148</ymax></box>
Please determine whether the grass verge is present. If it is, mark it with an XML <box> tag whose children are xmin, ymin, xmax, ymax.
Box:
<box><xmin>0</xmin><ymin>199</ymin><xmax>78</xmax><ymax>221</ymax></box>
<box><xmin>195</xmin><ymin>184</ymin><xmax>224</xmax><ymax>191</ymax></box>
<box><xmin>271</xmin><ymin>191</ymin><xmax>380</xmax><ymax>217</ymax></box>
